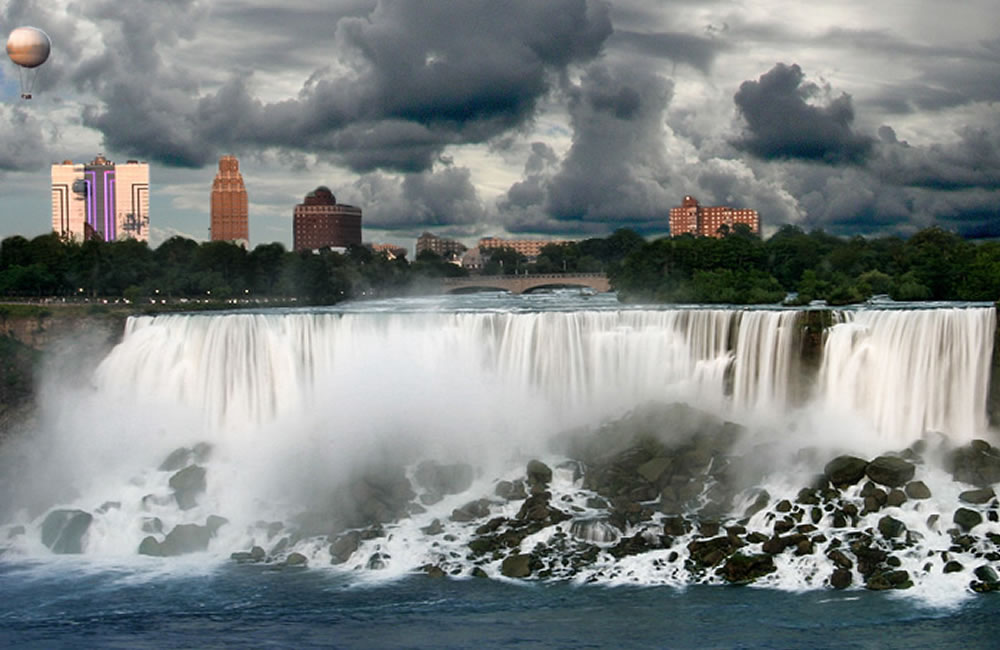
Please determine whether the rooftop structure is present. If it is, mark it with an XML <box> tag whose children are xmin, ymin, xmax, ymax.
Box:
<box><xmin>210</xmin><ymin>155</ymin><xmax>249</xmax><ymax>246</ymax></box>
<box><xmin>292</xmin><ymin>186</ymin><xmax>362</xmax><ymax>252</ymax></box>
<box><xmin>51</xmin><ymin>155</ymin><xmax>149</xmax><ymax>242</ymax></box>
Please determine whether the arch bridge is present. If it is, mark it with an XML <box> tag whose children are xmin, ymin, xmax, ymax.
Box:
<box><xmin>439</xmin><ymin>273</ymin><xmax>611</xmax><ymax>295</ymax></box>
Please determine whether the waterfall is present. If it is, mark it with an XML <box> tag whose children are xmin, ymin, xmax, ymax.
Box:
<box><xmin>819</xmin><ymin>307</ymin><xmax>995</xmax><ymax>443</ymax></box>
<box><xmin>94</xmin><ymin>306</ymin><xmax>994</xmax><ymax>444</ymax></box>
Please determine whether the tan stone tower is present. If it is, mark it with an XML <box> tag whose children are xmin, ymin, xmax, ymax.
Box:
<box><xmin>210</xmin><ymin>155</ymin><xmax>249</xmax><ymax>246</ymax></box>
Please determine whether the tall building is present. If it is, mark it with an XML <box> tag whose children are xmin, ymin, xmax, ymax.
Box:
<box><xmin>210</xmin><ymin>155</ymin><xmax>249</xmax><ymax>246</ymax></box>
<box><xmin>292</xmin><ymin>186</ymin><xmax>362</xmax><ymax>252</ymax></box>
<box><xmin>415</xmin><ymin>232</ymin><xmax>466</xmax><ymax>258</ymax></box>
<box><xmin>669</xmin><ymin>195</ymin><xmax>759</xmax><ymax>238</ymax></box>
<box><xmin>51</xmin><ymin>155</ymin><xmax>150</xmax><ymax>242</ymax></box>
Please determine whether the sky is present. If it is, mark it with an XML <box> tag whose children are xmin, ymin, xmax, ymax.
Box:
<box><xmin>0</xmin><ymin>0</ymin><xmax>998</xmax><ymax>251</ymax></box>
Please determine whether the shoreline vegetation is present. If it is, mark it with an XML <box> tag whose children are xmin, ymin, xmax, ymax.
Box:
<box><xmin>1</xmin><ymin>224</ymin><xmax>998</xmax><ymax>309</ymax></box>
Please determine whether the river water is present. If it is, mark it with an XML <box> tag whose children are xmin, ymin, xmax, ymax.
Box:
<box><xmin>1</xmin><ymin>292</ymin><xmax>998</xmax><ymax>647</ymax></box>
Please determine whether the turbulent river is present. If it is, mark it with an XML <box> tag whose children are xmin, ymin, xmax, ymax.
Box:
<box><xmin>2</xmin><ymin>292</ymin><xmax>1000</xmax><ymax>648</ymax></box>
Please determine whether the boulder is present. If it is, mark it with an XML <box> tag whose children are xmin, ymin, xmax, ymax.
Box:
<box><xmin>719</xmin><ymin>553</ymin><xmax>776</xmax><ymax>584</ymax></box>
<box><xmin>169</xmin><ymin>465</ymin><xmax>207</xmax><ymax>510</ymax></box>
<box><xmin>949</xmin><ymin>441</ymin><xmax>1000</xmax><ymax>487</ymax></box>
<box><xmin>450</xmin><ymin>498</ymin><xmax>492</xmax><ymax>522</ymax></box>
<box><xmin>959</xmin><ymin>488</ymin><xmax>996</xmax><ymax>505</ymax></box>
<box><xmin>159</xmin><ymin>518</ymin><xmax>224</xmax><ymax>556</ymax></box>
<box><xmin>330</xmin><ymin>531</ymin><xmax>361</xmax><ymax>564</ymax></box>
<box><xmin>824</xmin><ymin>456</ymin><xmax>869</xmax><ymax>487</ymax></box>
<box><xmin>885</xmin><ymin>489</ymin><xmax>907</xmax><ymax>508</ymax></box>
<box><xmin>878</xmin><ymin>515</ymin><xmax>906</xmax><ymax>539</ymax></box>
<box><xmin>943</xmin><ymin>560</ymin><xmax>964</xmax><ymax>573</ymax></box>
<box><xmin>284</xmin><ymin>552</ymin><xmax>308</xmax><ymax>567</ymax></box>
<box><xmin>501</xmin><ymin>553</ymin><xmax>533</xmax><ymax>578</ymax></box>
<box><xmin>40</xmin><ymin>509</ymin><xmax>93</xmax><ymax>554</ymax></box>
<box><xmin>905</xmin><ymin>481</ymin><xmax>932</xmax><ymax>499</ymax></box>
<box><xmin>865</xmin><ymin>456</ymin><xmax>915</xmax><ymax>488</ymax></box>
<box><xmin>974</xmin><ymin>565</ymin><xmax>999</xmax><ymax>584</ymax></box>
<box><xmin>526</xmin><ymin>460</ymin><xmax>553</xmax><ymax>488</ymax></box>
<box><xmin>138</xmin><ymin>536</ymin><xmax>163</xmax><ymax>557</ymax></box>
<box><xmin>830</xmin><ymin>568</ymin><xmax>852</xmax><ymax>589</ymax></box>
<box><xmin>954</xmin><ymin>507</ymin><xmax>983</xmax><ymax>531</ymax></box>
<box><xmin>494</xmin><ymin>480</ymin><xmax>527</xmax><ymax>501</ymax></box>
<box><xmin>159</xmin><ymin>447</ymin><xmax>193</xmax><ymax>472</ymax></box>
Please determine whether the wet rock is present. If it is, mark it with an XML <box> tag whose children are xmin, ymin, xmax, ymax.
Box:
<box><xmin>231</xmin><ymin>546</ymin><xmax>266</xmax><ymax>563</ymax></box>
<box><xmin>688</xmin><ymin>536</ymin><xmax>735</xmax><ymax>567</ymax></box>
<box><xmin>905</xmin><ymin>481</ymin><xmax>932</xmax><ymax>499</ymax></box>
<box><xmin>775</xmin><ymin>500</ymin><xmax>792</xmax><ymax>513</ymax></box>
<box><xmin>949</xmin><ymin>441</ymin><xmax>1000</xmax><ymax>487</ymax></box>
<box><xmin>865</xmin><ymin>456</ymin><xmax>915</xmax><ymax>488</ymax></box>
<box><xmin>501</xmin><ymin>553</ymin><xmax>533</xmax><ymax>578</ymax></box>
<box><xmin>885</xmin><ymin>489</ymin><xmax>907</xmax><ymax>508</ymax></box>
<box><xmin>424</xmin><ymin>565</ymin><xmax>446</xmax><ymax>579</ymax></box>
<box><xmin>40</xmin><ymin>509</ymin><xmax>93</xmax><ymax>554</ymax></box>
<box><xmin>959</xmin><ymin>488</ymin><xmax>996</xmax><ymax>505</ymax></box>
<box><xmin>720</xmin><ymin>553</ymin><xmax>776</xmax><ymax>584</ymax></box>
<box><xmin>414</xmin><ymin>461</ymin><xmax>474</xmax><ymax>497</ymax></box>
<box><xmin>943</xmin><ymin>560</ymin><xmax>964</xmax><ymax>573</ymax></box>
<box><xmin>878</xmin><ymin>515</ymin><xmax>906</xmax><ymax>539</ymax></box>
<box><xmin>421</xmin><ymin>519</ymin><xmax>444</xmax><ymax>536</ymax></box>
<box><xmin>494</xmin><ymin>480</ymin><xmax>528</xmax><ymax>501</ymax></box>
<box><xmin>866</xmin><ymin>570</ymin><xmax>912</xmax><ymax>590</ymax></box>
<box><xmin>954</xmin><ymin>508</ymin><xmax>983</xmax><ymax>531</ymax></box>
<box><xmin>974</xmin><ymin>565</ymin><xmax>999</xmax><ymax>584</ymax></box>
<box><xmin>138</xmin><ymin>536</ymin><xmax>163</xmax><ymax>557</ymax></box>
<box><xmin>96</xmin><ymin>501</ymin><xmax>121</xmax><ymax>514</ymax></box>
<box><xmin>169</xmin><ymin>465</ymin><xmax>207</xmax><ymax>510</ymax></box>
<box><xmin>365</xmin><ymin>552</ymin><xmax>387</xmax><ymax>570</ymax></box>
<box><xmin>159</xmin><ymin>447</ymin><xmax>193</xmax><ymax>472</ymax></box>
<box><xmin>637</xmin><ymin>457</ymin><xmax>672</xmax><ymax>485</ymax></box>
<box><xmin>160</xmin><ymin>522</ymin><xmax>215</xmax><ymax>556</ymax></box>
<box><xmin>613</xmin><ymin>532</ymin><xmax>667</xmax><ymax>559</ymax></box>
<box><xmin>828</xmin><ymin>549</ymin><xmax>853</xmax><ymax>570</ymax></box>
<box><xmin>526</xmin><ymin>460</ymin><xmax>553</xmax><ymax>488</ymax></box>
<box><xmin>471</xmin><ymin>567</ymin><xmax>489</xmax><ymax>578</ymax></box>
<box><xmin>824</xmin><ymin>455</ymin><xmax>869</xmax><ymax>487</ymax></box>
<box><xmin>330</xmin><ymin>531</ymin><xmax>362</xmax><ymax>564</ymax></box>
<box><xmin>830</xmin><ymin>568</ymin><xmax>852</xmax><ymax>589</ymax></box>
<box><xmin>796</xmin><ymin>488</ymin><xmax>820</xmax><ymax>506</ymax></box>
<box><xmin>450</xmin><ymin>498</ymin><xmax>492</xmax><ymax>522</ymax></box>
<box><xmin>284</xmin><ymin>552</ymin><xmax>308</xmax><ymax>567</ymax></box>
<box><xmin>662</xmin><ymin>516</ymin><xmax>689</xmax><ymax>537</ymax></box>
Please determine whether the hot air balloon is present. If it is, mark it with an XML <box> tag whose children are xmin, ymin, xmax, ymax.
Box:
<box><xmin>6</xmin><ymin>27</ymin><xmax>50</xmax><ymax>99</ymax></box>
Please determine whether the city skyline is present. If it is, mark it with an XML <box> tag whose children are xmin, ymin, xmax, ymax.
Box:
<box><xmin>0</xmin><ymin>1</ymin><xmax>997</xmax><ymax>251</ymax></box>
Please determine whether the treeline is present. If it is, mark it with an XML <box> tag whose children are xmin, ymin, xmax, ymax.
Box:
<box><xmin>0</xmin><ymin>234</ymin><xmax>435</xmax><ymax>304</ymax></box>
<box><xmin>0</xmin><ymin>229</ymin><xmax>647</xmax><ymax>305</ymax></box>
<box><xmin>611</xmin><ymin>224</ymin><xmax>1000</xmax><ymax>304</ymax></box>
<box><xmin>2</xmin><ymin>225</ymin><xmax>997</xmax><ymax>306</ymax></box>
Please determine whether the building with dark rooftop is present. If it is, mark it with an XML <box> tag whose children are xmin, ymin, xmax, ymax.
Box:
<box><xmin>292</xmin><ymin>186</ymin><xmax>362</xmax><ymax>252</ymax></box>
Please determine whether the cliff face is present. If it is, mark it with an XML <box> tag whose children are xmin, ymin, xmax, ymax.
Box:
<box><xmin>0</xmin><ymin>309</ymin><xmax>125</xmax><ymax>439</ymax></box>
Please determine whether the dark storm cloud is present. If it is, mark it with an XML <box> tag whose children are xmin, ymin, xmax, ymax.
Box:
<box><xmin>872</xmin><ymin>125</ymin><xmax>1000</xmax><ymax>191</ymax></box>
<box><xmin>354</xmin><ymin>165</ymin><xmax>484</xmax><ymax>229</ymax></box>
<box><xmin>500</xmin><ymin>64</ymin><xmax>676</xmax><ymax>235</ymax></box>
<box><xmin>70</xmin><ymin>0</ymin><xmax>612</xmax><ymax>171</ymax></box>
<box><xmin>733</xmin><ymin>63</ymin><xmax>875</xmax><ymax>164</ymax></box>
<box><xmin>610</xmin><ymin>30</ymin><xmax>724</xmax><ymax>73</ymax></box>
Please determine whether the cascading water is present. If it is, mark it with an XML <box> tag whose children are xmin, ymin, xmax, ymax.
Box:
<box><xmin>1</xmin><ymin>300</ymin><xmax>997</xmax><ymax>602</ymax></box>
